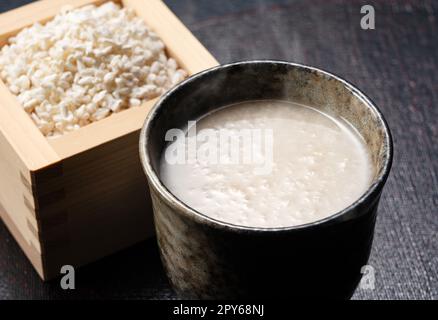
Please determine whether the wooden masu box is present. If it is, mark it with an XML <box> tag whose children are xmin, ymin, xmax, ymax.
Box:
<box><xmin>0</xmin><ymin>0</ymin><xmax>218</xmax><ymax>280</ymax></box>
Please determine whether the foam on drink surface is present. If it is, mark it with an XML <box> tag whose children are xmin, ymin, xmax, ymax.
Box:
<box><xmin>160</xmin><ymin>100</ymin><xmax>373</xmax><ymax>228</ymax></box>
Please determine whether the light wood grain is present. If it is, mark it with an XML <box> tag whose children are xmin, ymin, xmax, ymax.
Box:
<box><xmin>0</xmin><ymin>203</ymin><xmax>44</xmax><ymax>279</ymax></box>
<box><xmin>32</xmin><ymin>131</ymin><xmax>155</xmax><ymax>279</ymax></box>
<box><xmin>0</xmin><ymin>81</ymin><xmax>59</xmax><ymax>170</ymax></box>
<box><xmin>0</xmin><ymin>0</ymin><xmax>217</xmax><ymax>281</ymax></box>
<box><xmin>40</xmin><ymin>132</ymin><xmax>155</xmax><ymax>279</ymax></box>
<box><xmin>0</xmin><ymin>132</ymin><xmax>42</xmax><ymax>254</ymax></box>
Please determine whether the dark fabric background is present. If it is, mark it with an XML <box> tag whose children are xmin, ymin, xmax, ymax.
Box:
<box><xmin>0</xmin><ymin>0</ymin><xmax>436</xmax><ymax>300</ymax></box>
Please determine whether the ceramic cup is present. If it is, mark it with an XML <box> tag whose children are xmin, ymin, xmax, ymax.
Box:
<box><xmin>139</xmin><ymin>60</ymin><xmax>393</xmax><ymax>299</ymax></box>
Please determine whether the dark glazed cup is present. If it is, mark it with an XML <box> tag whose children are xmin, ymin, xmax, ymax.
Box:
<box><xmin>139</xmin><ymin>61</ymin><xmax>393</xmax><ymax>299</ymax></box>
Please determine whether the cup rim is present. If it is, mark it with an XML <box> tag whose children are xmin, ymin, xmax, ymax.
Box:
<box><xmin>139</xmin><ymin>60</ymin><xmax>394</xmax><ymax>233</ymax></box>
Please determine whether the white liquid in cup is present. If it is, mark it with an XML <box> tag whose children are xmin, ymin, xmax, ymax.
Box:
<box><xmin>160</xmin><ymin>100</ymin><xmax>373</xmax><ymax>228</ymax></box>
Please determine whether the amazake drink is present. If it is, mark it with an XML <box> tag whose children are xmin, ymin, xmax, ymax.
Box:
<box><xmin>160</xmin><ymin>100</ymin><xmax>373</xmax><ymax>228</ymax></box>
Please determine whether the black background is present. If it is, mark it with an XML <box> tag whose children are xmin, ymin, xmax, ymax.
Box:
<box><xmin>0</xmin><ymin>0</ymin><xmax>436</xmax><ymax>300</ymax></box>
